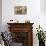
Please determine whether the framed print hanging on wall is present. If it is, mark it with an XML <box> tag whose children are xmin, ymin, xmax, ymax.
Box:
<box><xmin>14</xmin><ymin>6</ymin><xmax>27</xmax><ymax>15</ymax></box>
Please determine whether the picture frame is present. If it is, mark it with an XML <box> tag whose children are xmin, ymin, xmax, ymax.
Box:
<box><xmin>14</xmin><ymin>6</ymin><xmax>27</xmax><ymax>15</ymax></box>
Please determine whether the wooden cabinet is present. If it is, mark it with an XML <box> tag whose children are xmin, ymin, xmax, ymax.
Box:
<box><xmin>7</xmin><ymin>23</ymin><xmax>34</xmax><ymax>46</ymax></box>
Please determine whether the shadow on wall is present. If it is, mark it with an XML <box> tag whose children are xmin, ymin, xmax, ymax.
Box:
<box><xmin>0</xmin><ymin>0</ymin><xmax>2</xmax><ymax>32</ymax></box>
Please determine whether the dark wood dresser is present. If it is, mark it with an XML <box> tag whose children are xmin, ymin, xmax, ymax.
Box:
<box><xmin>7</xmin><ymin>23</ymin><xmax>34</xmax><ymax>46</ymax></box>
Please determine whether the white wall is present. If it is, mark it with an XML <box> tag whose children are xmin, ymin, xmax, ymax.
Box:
<box><xmin>40</xmin><ymin>0</ymin><xmax>46</xmax><ymax>31</ymax></box>
<box><xmin>0</xmin><ymin>0</ymin><xmax>2</xmax><ymax>32</ymax></box>
<box><xmin>2</xmin><ymin>0</ymin><xmax>40</xmax><ymax>31</ymax></box>
<box><xmin>2</xmin><ymin>0</ymin><xmax>46</xmax><ymax>46</ymax></box>
<box><xmin>40</xmin><ymin>0</ymin><xmax>46</xmax><ymax>13</ymax></box>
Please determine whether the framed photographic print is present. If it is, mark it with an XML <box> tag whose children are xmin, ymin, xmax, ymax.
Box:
<box><xmin>14</xmin><ymin>6</ymin><xmax>27</xmax><ymax>15</ymax></box>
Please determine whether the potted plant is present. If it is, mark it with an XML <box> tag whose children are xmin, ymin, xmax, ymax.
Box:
<box><xmin>36</xmin><ymin>25</ymin><xmax>45</xmax><ymax>46</ymax></box>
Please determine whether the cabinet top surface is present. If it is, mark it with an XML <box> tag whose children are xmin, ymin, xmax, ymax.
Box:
<box><xmin>7</xmin><ymin>23</ymin><xmax>34</xmax><ymax>25</ymax></box>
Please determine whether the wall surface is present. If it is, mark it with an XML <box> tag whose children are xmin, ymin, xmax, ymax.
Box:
<box><xmin>40</xmin><ymin>0</ymin><xmax>46</xmax><ymax>13</ymax></box>
<box><xmin>2</xmin><ymin>0</ymin><xmax>46</xmax><ymax>46</ymax></box>
<box><xmin>0</xmin><ymin>0</ymin><xmax>2</xmax><ymax>32</ymax></box>
<box><xmin>2</xmin><ymin>0</ymin><xmax>40</xmax><ymax>31</ymax></box>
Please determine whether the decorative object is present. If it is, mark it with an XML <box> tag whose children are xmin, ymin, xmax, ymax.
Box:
<box><xmin>44</xmin><ymin>31</ymin><xmax>46</xmax><ymax>40</ymax></box>
<box><xmin>1</xmin><ymin>31</ymin><xmax>12</xmax><ymax>46</ymax></box>
<box><xmin>9</xmin><ymin>19</ymin><xmax>19</xmax><ymax>23</ymax></box>
<box><xmin>10</xmin><ymin>20</ymin><xmax>13</xmax><ymax>21</ymax></box>
<box><xmin>36</xmin><ymin>25</ymin><xmax>45</xmax><ymax>46</ymax></box>
<box><xmin>25</xmin><ymin>20</ymin><xmax>30</xmax><ymax>23</ymax></box>
<box><xmin>14</xmin><ymin>6</ymin><xmax>27</xmax><ymax>15</ymax></box>
<box><xmin>0</xmin><ymin>32</ymin><xmax>5</xmax><ymax>46</ymax></box>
